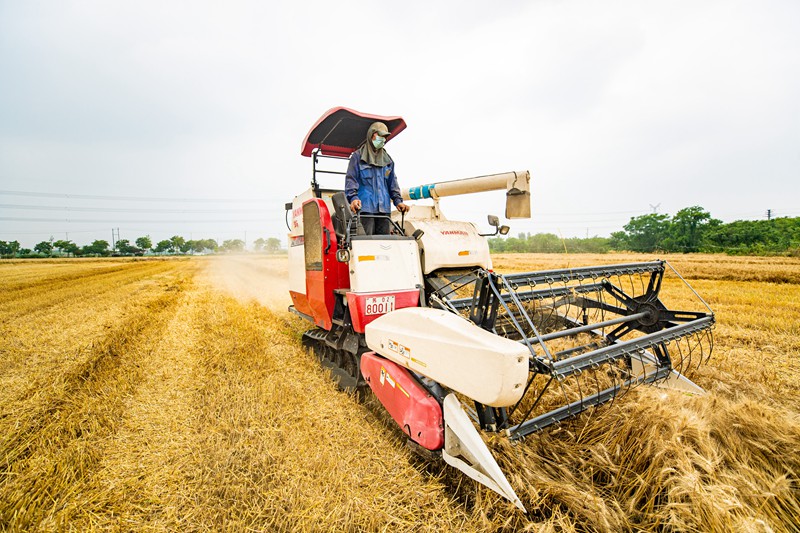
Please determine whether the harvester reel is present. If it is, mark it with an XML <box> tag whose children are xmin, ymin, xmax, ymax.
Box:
<box><xmin>428</xmin><ymin>261</ymin><xmax>714</xmax><ymax>440</ymax></box>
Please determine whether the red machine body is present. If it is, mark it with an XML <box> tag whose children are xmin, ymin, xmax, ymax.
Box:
<box><xmin>360</xmin><ymin>352</ymin><xmax>444</xmax><ymax>451</ymax></box>
<box><xmin>302</xmin><ymin>198</ymin><xmax>349</xmax><ymax>330</ymax></box>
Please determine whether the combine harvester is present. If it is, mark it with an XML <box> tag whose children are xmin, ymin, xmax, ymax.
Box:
<box><xmin>286</xmin><ymin>107</ymin><xmax>715</xmax><ymax>511</ymax></box>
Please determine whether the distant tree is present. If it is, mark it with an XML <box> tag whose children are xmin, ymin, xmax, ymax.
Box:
<box><xmin>664</xmin><ymin>206</ymin><xmax>721</xmax><ymax>252</ymax></box>
<box><xmin>200</xmin><ymin>238</ymin><xmax>218</xmax><ymax>252</ymax></box>
<box><xmin>34</xmin><ymin>241</ymin><xmax>53</xmax><ymax>255</ymax></box>
<box><xmin>135</xmin><ymin>236</ymin><xmax>152</xmax><ymax>251</ymax></box>
<box><xmin>265</xmin><ymin>237</ymin><xmax>281</xmax><ymax>253</ymax></box>
<box><xmin>527</xmin><ymin>233</ymin><xmax>563</xmax><ymax>253</ymax></box>
<box><xmin>169</xmin><ymin>235</ymin><xmax>186</xmax><ymax>253</ymax></box>
<box><xmin>189</xmin><ymin>240</ymin><xmax>207</xmax><ymax>253</ymax></box>
<box><xmin>81</xmin><ymin>240</ymin><xmax>110</xmax><ymax>256</ymax></box>
<box><xmin>221</xmin><ymin>239</ymin><xmax>245</xmax><ymax>252</ymax></box>
<box><xmin>704</xmin><ymin>216</ymin><xmax>800</xmax><ymax>255</ymax></box>
<box><xmin>53</xmin><ymin>239</ymin><xmax>73</xmax><ymax>255</ymax></box>
<box><xmin>614</xmin><ymin>213</ymin><xmax>671</xmax><ymax>252</ymax></box>
<box><xmin>154</xmin><ymin>240</ymin><xmax>172</xmax><ymax>254</ymax></box>
<box><xmin>63</xmin><ymin>242</ymin><xmax>80</xmax><ymax>256</ymax></box>
<box><xmin>253</xmin><ymin>238</ymin><xmax>266</xmax><ymax>251</ymax></box>
<box><xmin>488</xmin><ymin>233</ymin><xmax>610</xmax><ymax>254</ymax></box>
<box><xmin>0</xmin><ymin>240</ymin><xmax>21</xmax><ymax>256</ymax></box>
<box><xmin>116</xmin><ymin>239</ymin><xmax>141</xmax><ymax>255</ymax></box>
<box><xmin>608</xmin><ymin>231</ymin><xmax>628</xmax><ymax>251</ymax></box>
<box><xmin>563</xmin><ymin>236</ymin><xmax>610</xmax><ymax>253</ymax></box>
<box><xmin>52</xmin><ymin>239</ymin><xmax>80</xmax><ymax>257</ymax></box>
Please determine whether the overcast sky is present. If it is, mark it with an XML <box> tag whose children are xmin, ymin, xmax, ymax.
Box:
<box><xmin>1</xmin><ymin>0</ymin><xmax>798</xmax><ymax>249</ymax></box>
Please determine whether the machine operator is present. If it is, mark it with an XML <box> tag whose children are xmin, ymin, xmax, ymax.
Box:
<box><xmin>345</xmin><ymin>121</ymin><xmax>410</xmax><ymax>235</ymax></box>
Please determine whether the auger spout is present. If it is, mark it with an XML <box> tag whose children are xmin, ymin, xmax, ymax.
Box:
<box><xmin>401</xmin><ymin>171</ymin><xmax>531</xmax><ymax>219</ymax></box>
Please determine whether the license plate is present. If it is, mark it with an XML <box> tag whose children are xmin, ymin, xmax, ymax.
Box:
<box><xmin>365</xmin><ymin>295</ymin><xmax>396</xmax><ymax>315</ymax></box>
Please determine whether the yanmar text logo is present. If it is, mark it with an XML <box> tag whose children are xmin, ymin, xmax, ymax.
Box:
<box><xmin>440</xmin><ymin>230</ymin><xmax>469</xmax><ymax>236</ymax></box>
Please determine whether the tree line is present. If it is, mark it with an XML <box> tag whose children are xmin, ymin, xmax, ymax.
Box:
<box><xmin>4</xmin><ymin>207</ymin><xmax>798</xmax><ymax>258</ymax></box>
<box><xmin>0</xmin><ymin>235</ymin><xmax>284</xmax><ymax>258</ymax></box>
<box><xmin>488</xmin><ymin>206</ymin><xmax>800</xmax><ymax>256</ymax></box>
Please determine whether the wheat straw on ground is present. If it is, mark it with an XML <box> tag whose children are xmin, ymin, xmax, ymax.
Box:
<box><xmin>1</xmin><ymin>254</ymin><xmax>798</xmax><ymax>531</ymax></box>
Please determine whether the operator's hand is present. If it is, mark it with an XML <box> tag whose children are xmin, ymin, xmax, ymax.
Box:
<box><xmin>397</xmin><ymin>202</ymin><xmax>410</xmax><ymax>213</ymax></box>
<box><xmin>350</xmin><ymin>199</ymin><xmax>361</xmax><ymax>213</ymax></box>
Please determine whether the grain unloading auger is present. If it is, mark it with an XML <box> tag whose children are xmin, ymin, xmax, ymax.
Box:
<box><xmin>286</xmin><ymin>107</ymin><xmax>715</xmax><ymax>512</ymax></box>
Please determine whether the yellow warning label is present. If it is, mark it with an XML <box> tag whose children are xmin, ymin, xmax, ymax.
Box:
<box><xmin>380</xmin><ymin>366</ymin><xmax>396</xmax><ymax>388</ymax></box>
<box><xmin>388</xmin><ymin>339</ymin><xmax>411</xmax><ymax>359</ymax></box>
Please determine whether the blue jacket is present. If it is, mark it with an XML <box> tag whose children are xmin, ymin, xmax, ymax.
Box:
<box><xmin>345</xmin><ymin>152</ymin><xmax>403</xmax><ymax>214</ymax></box>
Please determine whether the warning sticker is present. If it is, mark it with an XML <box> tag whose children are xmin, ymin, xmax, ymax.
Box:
<box><xmin>379</xmin><ymin>367</ymin><xmax>396</xmax><ymax>389</ymax></box>
<box><xmin>388</xmin><ymin>339</ymin><xmax>411</xmax><ymax>359</ymax></box>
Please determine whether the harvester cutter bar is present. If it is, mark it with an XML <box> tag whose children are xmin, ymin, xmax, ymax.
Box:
<box><xmin>506</xmin><ymin>364</ymin><xmax>673</xmax><ymax>439</ymax></box>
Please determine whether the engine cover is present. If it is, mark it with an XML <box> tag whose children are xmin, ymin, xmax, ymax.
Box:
<box><xmin>360</xmin><ymin>352</ymin><xmax>444</xmax><ymax>451</ymax></box>
<box><xmin>364</xmin><ymin>307</ymin><xmax>529</xmax><ymax>407</ymax></box>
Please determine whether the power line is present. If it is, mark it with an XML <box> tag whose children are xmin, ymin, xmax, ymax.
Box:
<box><xmin>0</xmin><ymin>216</ymin><xmax>281</xmax><ymax>223</ymax></box>
<box><xmin>0</xmin><ymin>190</ymin><xmax>274</xmax><ymax>203</ymax></box>
<box><xmin>0</xmin><ymin>203</ymin><xmax>272</xmax><ymax>214</ymax></box>
<box><xmin>0</xmin><ymin>228</ymin><xmax>102</xmax><ymax>235</ymax></box>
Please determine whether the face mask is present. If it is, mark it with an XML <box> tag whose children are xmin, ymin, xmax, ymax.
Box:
<box><xmin>372</xmin><ymin>136</ymin><xmax>386</xmax><ymax>150</ymax></box>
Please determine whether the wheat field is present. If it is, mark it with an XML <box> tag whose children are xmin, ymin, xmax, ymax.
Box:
<box><xmin>1</xmin><ymin>254</ymin><xmax>798</xmax><ymax>532</ymax></box>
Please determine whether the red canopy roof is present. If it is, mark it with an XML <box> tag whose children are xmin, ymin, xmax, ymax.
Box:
<box><xmin>300</xmin><ymin>107</ymin><xmax>407</xmax><ymax>157</ymax></box>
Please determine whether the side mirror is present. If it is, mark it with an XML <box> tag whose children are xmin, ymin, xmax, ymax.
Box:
<box><xmin>478</xmin><ymin>216</ymin><xmax>507</xmax><ymax>237</ymax></box>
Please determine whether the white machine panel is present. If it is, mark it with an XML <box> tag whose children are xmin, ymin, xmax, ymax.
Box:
<box><xmin>349</xmin><ymin>239</ymin><xmax>423</xmax><ymax>293</ymax></box>
<box><xmin>403</xmin><ymin>219</ymin><xmax>491</xmax><ymax>274</ymax></box>
<box><xmin>287</xmin><ymin>187</ymin><xmax>341</xmax><ymax>296</ymax></box>
<box><xmin>365</xmin><ymin>307</ymin><xmax>529</xmax><ymax>407</ymax></box>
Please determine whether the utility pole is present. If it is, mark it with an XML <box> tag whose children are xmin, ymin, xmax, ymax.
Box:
<box><xmin>767</xmin><ymin>209</ymin><xmax>772</xmax><ymax>220</ymax></box>
<box><xmin>111</xmin><ymin>227</ymin><xmax>120</xmax><ymax>250</ymax></box>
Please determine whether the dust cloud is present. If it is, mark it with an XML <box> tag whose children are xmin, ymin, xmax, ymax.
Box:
<box><xmin>201</xmin><ymin>255</ymin><xmax>291</xmax><ymax>312</ymax></box>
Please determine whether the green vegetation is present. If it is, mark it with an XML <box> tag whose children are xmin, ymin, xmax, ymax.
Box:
<box><xmin>0</xmin><ymin>234</ymin><xmax>284</xmax><ymax>258</ymax></box>
<box><xmin>5</xmin><ymin>207</ymin><xmax>798</xmax><ymax>258</ymax></box>
<box><xmin>489</xmin><ymin>207</ymin><xmax>800</xmax><ymax>255</ymax></box>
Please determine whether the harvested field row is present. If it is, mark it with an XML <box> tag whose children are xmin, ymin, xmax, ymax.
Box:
<box><xmin>1</xmin><ymin>267</ymin><xmax>194</xmax><ymax>529</ymax></box>
<box><xmin>0</xmin><ymin>258</ymin><xmax>154</xmax><ymax>291</ymax></box>
<box><xmin>0</xmin><ymin>259</ymin><xmax>181</xmax><ymax>314</ymax></box>
<box><xmin>0</xmin><ymin>260</ymin><xmax>196</xmax><ymax>415</ymax></box>
<box><xmin>0</xmin><ymin>259</ymin><xmax>477</xmax><ymax>531</ymax></box>
<box><xmin>492</xmin><ymin>253</ymin><xmax>800</xmax><ymax>284</ymax></box>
